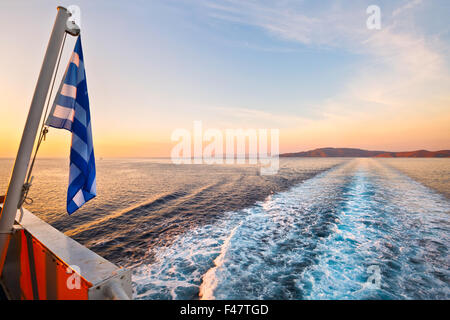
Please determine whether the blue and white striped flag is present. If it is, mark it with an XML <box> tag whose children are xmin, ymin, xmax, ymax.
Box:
<box><xmin>46</xmin><ymin>36</ymin><xmax>96</xmax><ymax>214</ymax></box>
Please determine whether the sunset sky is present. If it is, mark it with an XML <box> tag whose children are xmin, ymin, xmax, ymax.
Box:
<box><xmin>0</xmin><ymin>0</ymin><xmax>449</xmax><ymax>157</ymax></box>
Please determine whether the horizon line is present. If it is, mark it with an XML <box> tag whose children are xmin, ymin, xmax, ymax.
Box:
<box><xmin>1</xmin><ymin>146</ymin><xmax>449</xmax><ymax>160</ymax></box>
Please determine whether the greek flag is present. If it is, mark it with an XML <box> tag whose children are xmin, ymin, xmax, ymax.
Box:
<box><xmin>46</xmin><ymin>36</ymin><xmax>96</xmax><ymax>214</ymax></box>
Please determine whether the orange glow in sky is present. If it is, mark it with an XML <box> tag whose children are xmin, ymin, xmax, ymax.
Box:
<box><xmin>1</xmin><ymin>1</ymin><xmax>449</xmax><ymax>158</ymax></box>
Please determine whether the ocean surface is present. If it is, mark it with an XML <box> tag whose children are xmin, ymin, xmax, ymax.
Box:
<box><xmin>0</xmin><ymin>157</ymin><xmax>449</xmax><ymax>299</ymax></box>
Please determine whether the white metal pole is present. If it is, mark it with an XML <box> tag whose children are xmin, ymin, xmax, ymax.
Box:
<box><xmin>0</xmin><ymin>7</ymin><xmax>71</xmax><ymax>266</ymax></box>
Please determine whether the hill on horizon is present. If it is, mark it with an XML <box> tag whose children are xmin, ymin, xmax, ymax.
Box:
<box><xmin>280</xmin><ymin>147</ymin><xmax>450</xmax><ymax>158</ymax></box>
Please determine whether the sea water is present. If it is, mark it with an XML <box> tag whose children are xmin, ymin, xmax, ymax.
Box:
<box><xmin>0</xmin><ymin>157</ymin><xmax>449</xmax><ymax>299</ymax></box>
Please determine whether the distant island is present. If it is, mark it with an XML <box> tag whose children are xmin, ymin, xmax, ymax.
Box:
<box><xmin>280</xmin><ymin>148</ymin><xmax>450</xmax><ymax>158</ymax></box>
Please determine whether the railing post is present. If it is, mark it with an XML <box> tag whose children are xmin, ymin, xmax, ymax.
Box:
<box><xmin>0</xmin><ymin>7</ymin><xmax>72</xmax><ymax>272</ymax></box>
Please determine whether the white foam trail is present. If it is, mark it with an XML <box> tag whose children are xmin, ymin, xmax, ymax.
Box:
<box><xmin>132</xmin><ymin>159</ymin><xmax>450</xmax><ymax>299</ymax></box>
<box><xmin>299</xmin><ymin>159</ymin><xmax>450</xmax><ymax>299</ymax></box>
<box><xmin>132</xmin><ymin>161</ymin><xmax>353</xmax><ymax>299</ymax></box>
<box><xmin>199</xmin><ymin>224</ymin><xmax>241</xmax><ymax>300</ymax></box>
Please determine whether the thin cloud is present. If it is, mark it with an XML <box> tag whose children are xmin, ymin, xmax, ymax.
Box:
<box><xmin>392</xmin><ymin>0</ymin><xmax>423</xmax><ymax>17</ymax></box>
<box><xmin>197</xmin><ymin>0</ymin><xmax>450</xmax><ymax>120</ymax></box>
<box><xmin>211</xmin><ymin>105</ymin><xmax>311</xmax><ymax>127</ymax></box>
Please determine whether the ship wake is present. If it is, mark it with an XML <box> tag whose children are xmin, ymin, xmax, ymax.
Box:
<box><xmin>132</xmin><ymin>159</ymin><xmax>450</xmax><ymax>300</ymax></box>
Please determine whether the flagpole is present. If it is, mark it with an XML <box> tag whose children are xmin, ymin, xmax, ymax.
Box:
<box><xmin>0</xmin><ymin>7</ymin><xmax>76</xmax><ymax>269</ymax></box>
